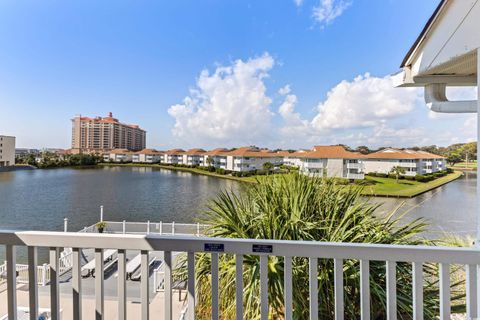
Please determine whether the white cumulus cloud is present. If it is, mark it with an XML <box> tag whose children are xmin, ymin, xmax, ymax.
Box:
<box><xmin>293</xmin><ymin>0</ymin><xmax>304</xmax><ymax>7</ymax></box>
<box><xmin>278</xmin><ymin>86</ymin><xmax>311</xmax><ymax>137</ymax></box>
<box><xmin>168</xmin><ymin>53</ymin><xmax>275</xmax><ymax>146</ymax></box>
<box><xmin>311</xmin><ymin>73</ymin><xmax>420</xmax><ymax>130</ymax></box>
<box><xmin>313</xmin><ymin>0</ymin><xmax>352</xmax><ymax>26</ymax></box>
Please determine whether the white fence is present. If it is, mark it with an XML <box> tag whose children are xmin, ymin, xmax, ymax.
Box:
<box><xmin>0</xmin><ymin>248</ymin><xmax>72</xmax><ymax>287</ymax></box>
<box><xmin>81</xmin><ymin>221</ymin><xmax>209</xmax><ymax>236</ymax></box>
<box><xmin>1</xmin><ymin>230</ymin><xmax>480</xmax><ymax>320</ymax></box>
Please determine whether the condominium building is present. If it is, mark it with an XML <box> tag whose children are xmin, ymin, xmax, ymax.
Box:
<box><xmin>0</xmin><ymin>135</ymin><xmax>15</xmax><ymax>167</ymax></box>
<box><xmin>71</xmin><ymin>112</ymin><xmax>146</xmax><ymax>154</ymax></box>
<box><xmin>103</xmin><ymin>149</ymin><xmax>132</xmax><ymax>162</ymax></box>
<box><xmin>132</xmin><ymin>149</ymin><xmax>164</xmax><ymax>163</ymax></box>
<box><xmin>204</xmin><ymin>148</ymin><xmax>229</xmax><ymax>169</ymax></box>
<box><xmin>164</xmin><ymin>149</ymin><xmax>185</xmax><ymax>164</ymax></box>
<box><xmin>291</xmin><ymin>145</ymin><xmax>365</xmax><ymax>179</ymax></box>
<box><xmin>363</xmin><ymin>148</ymin><xmax>446</xmax><ymax>176</ymax></box>
<box><xmin>223</xmin><ymin>147</ymin><xmax>284</xmax><ymax>172</ymax></box>
<box><xmin>183</xmin><ymin>149</ymin><xmax>207</xmax><ymax>166</ymax></box>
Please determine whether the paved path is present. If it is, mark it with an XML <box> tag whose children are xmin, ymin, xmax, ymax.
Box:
<box><xmin>0</xmin><ymin>285</ymin><xmax>185</xmax><ymax>319</ymax></box>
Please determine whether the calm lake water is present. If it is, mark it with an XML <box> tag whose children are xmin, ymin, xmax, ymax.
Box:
<box><xmin>0</xmin><ymin>167</ymin><xmax>477</xmax><ymax>261</ymax></box>
<box><xmin>0</xmin><ymin>166</ymin><xmax>240</xmax><ymax>232</ymax></box>
<box><xmin>370</xmin><ymin>171</ymin><xmax>477</xmax><ymax>240</ymax></box>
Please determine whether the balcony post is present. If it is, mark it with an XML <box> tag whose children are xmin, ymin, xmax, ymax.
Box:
<box><xmin>6</xmin><ymin>245</ymin><xmax>17</xmax><ymax>320</ymax></box>
<box><xmin>64</xmin><ymin>218</ymin><xmax>68</xmax><ymax>232</ymax></box>
<box><xmin>100</xmin><ymin>205</ymin><xmax>104</xmax><ymax>222</ymax></box>
<box><xmin>477</xmin><ymin>48</ymin><xmax>480</xmax><ymax>246</ymax></box>
<box><xmin>41</xmin><ymin>263</ymin><xmax>48</xmax><ymax>286</ymax></box>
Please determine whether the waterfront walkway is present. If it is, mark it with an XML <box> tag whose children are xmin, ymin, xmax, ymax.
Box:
<box><xmin>0</xmin><ymin>285</ymin><xmax>185</xmax><ymax>319</ymax></box>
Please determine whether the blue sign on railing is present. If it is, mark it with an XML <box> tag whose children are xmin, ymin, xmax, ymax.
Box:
<box><xmin>204</xmin><ymin>243</ymin><xmax>225</xmax><ymax>252</ymax></box>
<box><xmin>252</xmin><ymin>244</ymin><xmax>273</xmax><ymax>253</ymax></box>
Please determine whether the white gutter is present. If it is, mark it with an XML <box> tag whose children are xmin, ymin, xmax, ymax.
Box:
<box><xmin>424</xmin><ymin>83</ymin><xmax>477</xmax><ymax>113</ymax></box>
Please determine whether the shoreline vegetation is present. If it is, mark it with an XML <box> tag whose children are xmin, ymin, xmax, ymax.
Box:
<box><xmin>98</xmin><ymin>162</ymin><xmax>463</xmax><ymax>198</ymax></box>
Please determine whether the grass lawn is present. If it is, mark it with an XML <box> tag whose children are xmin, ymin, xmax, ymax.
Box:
<box><xmin>451</xmin><ymin>161</ymin><xmax>477</xmax><ymax>170</ymax></box>
<box><xmin>99</xmin><ymin>163</ymin><xmax>462</xmax><ymax>198</ymax></box>
<box><xmin>360</xmin><ymin>171</ymin><xmax>463</xmax><ymax>198</ymax></box>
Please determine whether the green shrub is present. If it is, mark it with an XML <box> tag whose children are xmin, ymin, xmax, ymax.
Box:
<box><xmin>179</xmin><ymin>174</ymin><xmax>464</xmax><ymax>319</ymax></box>
<box><xmin>215</xmin><ymin>168</ymin><xmax>226</xmax><ymax>175</ymax></box>
<box><xmin>376</xmin><ymin>173</ymin><xmax>388</xmax><ymax>178</ymax></box>
<box><xmin>387</xmin><ymin>174</ymin><xmax>396</xmax><ymax>179</ymax></box>
<box><xmin>446</xmin><ymin>168</ymin><xmax>454</xmax><ymax>174</ymax></box>
<box><xmin>416</xmin><ymin>174</ymin><xmax>434</xmax><ymax>182</ymax></box>
<box><xmin>256</xmin><ymin>169</ymin><xmax>268</xmax><ymax>176</ymax></box>
<box><xmin>404</xmin><ymin>176</ymin><xmax>415</xmax><ymax>181</ymax></box>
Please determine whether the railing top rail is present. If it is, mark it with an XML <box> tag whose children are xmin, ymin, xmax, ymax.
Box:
<box><xmin>102</xmin><ymin>221</ymin><xmax>209</xmax><ymax>227</ymax></box>
<box><xmin>0</xmin><ymin>229</ymin><xmax>479</xmax><ymax>264</ymax></box>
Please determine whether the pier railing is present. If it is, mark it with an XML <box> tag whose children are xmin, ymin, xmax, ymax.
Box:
<box><xmin>80</xmin><ymin>221</ymin><xmax>209</xmax><ymax>236</ymax></box>
<box><xmin>1</xmin><ymin>230</ymin><xmax>480</xmax><ymax>320</ymax></box>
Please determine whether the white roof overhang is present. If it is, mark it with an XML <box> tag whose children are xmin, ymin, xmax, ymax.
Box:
<box><xmin>394</xmin><ymin>0</ymin><xmax>479</xmax><ymax>113</ymax></box>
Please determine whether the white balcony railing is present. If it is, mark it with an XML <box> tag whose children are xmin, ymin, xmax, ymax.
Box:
<box><xmin>1</xmin><ymin>230</ymin><xmax>480</xmax><ymax>320</ymax></box>
<box><xmin>346</xmin><ymin>173</ymin><xmax>365</xmax><ymax>180</ymax></box>
<box><xmin>346</xmin><ymin>163</ymin><xmax>362</xmax><ymax>169</ymax></box>
<box><xmin>302</xmin><ymin>162</ymin><xmax>323</xmax><ymax>169</ymax></box>
<box><xmin>398</xmin><ymin>162</ymin><xmax>417</xmax><ymax>168</ymax></box>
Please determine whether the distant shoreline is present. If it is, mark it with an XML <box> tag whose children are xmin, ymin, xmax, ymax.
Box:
<box><xmin>0</xmin><ymin>165</ymin><xmax>36</xmax><ymax>172</ymax></box>
<box><xmin>98</xmin><ymin>162</ymin><xmax>256</xmax><ymax>183</ymax></box>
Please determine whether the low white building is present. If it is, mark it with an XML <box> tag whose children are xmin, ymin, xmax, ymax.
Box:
<box><xmin>104</xmin><ymin>149</ymin><xmax>132</xmax><ymax>162</ymax></box>
<box><xmin>183</xmin><ymin>148</ymin><xmax>207</xmax><ymax>166</ymax></box>
<box><xmin>0</xmin><ymin>135</ymin><xmax>15</xmax><ymax>167</ymax></box>
<box><xmin>292</xmin><ymin>145</ymin><xmax>365</xmax><ymax>180</ymax></box>
<box><xmin>203</xmin><ymin>148</ymin><xmax>229</xmax><ymax>169</ymax></box>
<box><xmin>164</xmin><ymin>149</ymin><xmax>185</xmax><ymax>164</ymax></box>
<box><xmin>363</xmin><ymin>148</ymin><xmax>446</xmax><ymax>176</ymax></box>
<box><xmin>222</xmin><ymin>147</ymin><xmax>284</xmax><ymax>172</ymax></box>
<box><xmin>132</xmin><ymin>149</ymin><xmax>164</xmax><ymax>163</ymax></box>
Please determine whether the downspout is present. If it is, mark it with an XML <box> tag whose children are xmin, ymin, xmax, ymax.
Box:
<box><xmin>424</xmin><ymin>83</ymin><xmax>477</xmax><ymax>113</ymax></box>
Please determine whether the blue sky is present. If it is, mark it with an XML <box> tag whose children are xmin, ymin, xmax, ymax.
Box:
<box><xmin>0</xmin><ymin>0</ymin><xmax>476</xmax><ymax>149</ymax></box>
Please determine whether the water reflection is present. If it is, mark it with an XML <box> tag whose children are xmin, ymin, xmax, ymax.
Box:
<box><xmin>369</xmin><ymin>171</ymin><xmax>477</xmax><ymax>239</ymax></box>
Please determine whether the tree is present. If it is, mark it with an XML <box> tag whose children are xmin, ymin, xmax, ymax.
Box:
<box><xmin>206</xmin><ymin>156</ymin><xmax>214</xmax><ymax>167</ymax></box>
<box><xmin>390</xmin><ymin>166</ymin><xmax>406</xmax><ymax>183</ymax></box>
<box><xmin>262</xmin><ymin>162</ymin><xmax>274</xmax><ymax>174</ymax></box>
<box><xmin>355</xmin><ymin>145</ymin><xmax>370</xmax><ymax>154</ymax></box>
<box><xmin>177</xmin><ymin>174</ymin><xmax>464</xmax><ymax>319</ymax></box>
<box><xmin>447</xmin><ymin>152</ymin><xmax>462</xmax><ymax>166</ymax></box>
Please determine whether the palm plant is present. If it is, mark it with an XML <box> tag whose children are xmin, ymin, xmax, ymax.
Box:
<box><xmin>177</xmin><ymin>174</ymin><xmax>464</xmax><ymax>319</ymax></box>
<box><xmin>390</xmin><ymin>166</ymin><xmax>406</xmax><ymax>183</ymax></box>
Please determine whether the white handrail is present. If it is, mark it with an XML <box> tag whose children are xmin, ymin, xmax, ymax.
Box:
<box><xmin>1</xmin><ymin>230</ymin><xmax>480</xmax><ymax>320</ymax></box>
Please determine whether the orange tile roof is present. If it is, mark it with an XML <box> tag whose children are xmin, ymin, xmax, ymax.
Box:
<box><xmin>365</xmin><ymin>148</ymin><xmax>445</xmax><ymax>160</ymax></box>
<box><xmin>184</xmin><ymin>148</ymin><xmax>207</xmax><ymax>155</ymax></box>
<box><xmin>135</xmin><ymin>149</ymin><xmax>164</xmax><ymax>155</ymax></box>
<box><xmin>223</xmin><ymin>147</ymin><xmax>283</xmax><ymax>158</ymax></box>
<box><xmin>76</xmin><ymin>113</ymin><xmax>144</xmax><ymax>130</ymax></box>
<box><xmin>205</xmin><ymin>148</ymin><xmax>229</xmax><ymax>156</ymax></box>
<box><xmin>110</xmin><ymin>148</ymin><xmax>131</xmax><ymax>154</ymax></box>
<box><xmin>165</xmin><ymin>148</ymin><xmax>185</xmax><ymax>155</ymax></box>
<box><xmin>295</xmin><ymin>145</ymin><xmax>365</xmax><ymax>159</ymax></box>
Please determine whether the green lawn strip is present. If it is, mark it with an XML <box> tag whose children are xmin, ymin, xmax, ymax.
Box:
<box><xmin>451</xmin><ymin>162</ymin><xmax>477</xmax><ymax>170</ymax></box>
<box><xmin>98</xmin><ymin>162</ymin><xmax>256</xmax><ymax>183</ymax></box>
<box><xmin>98</xmin><ymin>163</ymin><xmax>462</xmax><ymax>197</ymax></box>
<box><xmin>360</xmin><ymin>171</ymin><xmax>463</xmax><ymax>198</ymax></box>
